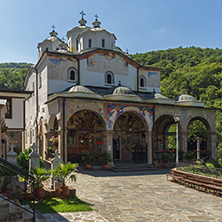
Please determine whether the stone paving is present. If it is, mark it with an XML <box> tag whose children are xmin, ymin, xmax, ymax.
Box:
<box><xmin>67</xmin><ymin>169</ymin><xmax>222</xmax><ymax>222</ymax></box>
<box><xmin>37</xmin><ymin>211</ymin><xmax>108</xmax><ymax>222</ymax></box>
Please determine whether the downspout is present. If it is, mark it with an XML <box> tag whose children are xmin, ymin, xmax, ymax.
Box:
<box><xmin>63</xmin><ymin>98</ymin><xmax>66</xmax><ymax>162</ymax></box>
<box><xmin>35</xmin><ymin>68</ymin><xmax>39</xmax><ymax>146</ymax></box>
<box><xmin>137</xmin><ymin>66</ymin><xmax>141</xmax><ymax>91</ymax></box>
<box><xmin>77</xmin><ymin>57</ymin><xmax>80</xmax><ymax>85</ymax></box>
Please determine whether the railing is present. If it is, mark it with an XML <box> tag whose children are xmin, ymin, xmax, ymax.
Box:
<box><xmin>0</xmin><ymin>158</ymin><xmax>36</xmax><ymax>221</ymax></box>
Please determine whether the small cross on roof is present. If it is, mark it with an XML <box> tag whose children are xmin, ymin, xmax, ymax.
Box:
<box><xmin>51</xmin><ymin>25</ymin><xmax>56</xmax><ymax>30</ymax></box>
<box><xmin>80</xmin><ymin>10</ymin><xmax>86</xmax><ymax>19</ymax></box>
<box><xmin>95</xmin><ymin>14</ymin><xmax>99</xmax><ymax>20</ymax></box>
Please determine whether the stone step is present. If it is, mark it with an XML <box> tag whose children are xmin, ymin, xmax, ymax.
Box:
<box><xmin>22</xmin><ymin>204</ymin><xmax>34</xmax><ymax>222</ymax></box>
<box><xmin>0</xmin><ymin>197</ymin><xmax>10</xmax><ymax>221</ymax></box>
<box><xmin>0</xmin><ymin>196</ymin><xmax>35</xmax><ymax>222</ymax></box>
<box><xmin>110</xmin><ymin>167</ymin><xmax>158</xmax><ymax>172</ymax></box>
<box><xmin>111</xmin><ymin>163</ymin><xmax>158</xmax><ymax>172</ymax></box>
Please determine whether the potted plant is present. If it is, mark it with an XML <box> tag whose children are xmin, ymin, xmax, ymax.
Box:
<box><xmin>53</xmin><ymin>162</ymin><xmax>76</xmax><ymax>199</ymax></box>
<box><xmin>101</xmin><ymin>152</ymin><xmax>112</xmax><ymax>170</ymax></box>
<box><xmin>81</xmin><ymin>151</ymin><xmax>96</xmax><ymax>169</ymax></box>
<box><xmin>31</xmin><ymin>168</ymin><xmax>51</xmax><ymax>200</ymax></box>
<box><xmin>186</xmin><ymin>151</ymin><xmax>195</xmax><ymax>160</ymax></box>
<box><xmin>160</xmin><ymin>151</ymin><xmax>171</xmax><ymax>168</ymax></box>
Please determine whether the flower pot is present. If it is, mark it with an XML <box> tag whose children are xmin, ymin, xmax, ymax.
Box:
<box><xmin>103</xmin><ymin>164</ymin><xmax>109</xmax><ymax>170</ymax></box>
<box><xmin>163</xmin><ymin>162</ymin><xmax>168</xmax><ymax>168</ymax></box>
<box><xmin>35</xmin><ymin>187</ymin><xmax>45</xmax><ymax>200</ymax></box>
<box><xmin>59</xmin><ymin>186</ymin><xmax>69</xmax><ymax>199</ymax></box>
<box><xmin>86</xmin><ymin>164</ymin><xmax>92</xmax><ymax>170</ymax></box>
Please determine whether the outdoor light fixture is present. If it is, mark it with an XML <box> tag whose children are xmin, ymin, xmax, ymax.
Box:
<box><xmin>174</xmin><ymin>113</ymin><xmax>181</xmax><ymax>165</ymax></box>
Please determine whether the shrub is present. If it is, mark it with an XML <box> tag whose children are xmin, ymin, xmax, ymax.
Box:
<box><xmin>17</xmin><ymin>148</ymin><xmax>44</xmax><ymax>171</ymax></box>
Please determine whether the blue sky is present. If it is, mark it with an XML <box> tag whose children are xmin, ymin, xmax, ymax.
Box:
<box><xmin>0</xmin><ymin>0</ymin><xmax>222</xmax><ymax>64</ymax></box>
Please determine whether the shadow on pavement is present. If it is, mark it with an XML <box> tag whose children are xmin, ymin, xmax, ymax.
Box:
<box><xmin>76</xmin><ymin>168</ymin><xmax>171</xmax><ymax>177</ymax></box>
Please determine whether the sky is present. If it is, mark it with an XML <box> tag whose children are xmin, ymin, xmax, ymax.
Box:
<box><xmin>1</xmin><ymin>0</ymin><xmax>222</xmax><ymax>64</ymax></box>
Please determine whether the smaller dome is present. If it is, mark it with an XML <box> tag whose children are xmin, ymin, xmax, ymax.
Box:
<box><xmin>174</xmin><ymin>94</ymin><xmax>198</xmax><ymax>102</ymax></box>
<box><xmin>69</xmin><ymin>85</ymin><xmax>94</xmax><ymax>94</ymax></box>
<box><xmin>154</xmin><ymin>93</ymin><xmax>169</xmax><ymax>100</ymax></box>
<box><xmin>107</xmin><ymin>85</ymin><xmax>135</xmax><ymax>95</ymax></box>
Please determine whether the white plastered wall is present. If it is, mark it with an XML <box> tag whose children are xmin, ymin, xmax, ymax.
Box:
<box><xmin>80</xmin><ymin>53</ymin><xmax>136</xmax><ymax>90</ymax></box>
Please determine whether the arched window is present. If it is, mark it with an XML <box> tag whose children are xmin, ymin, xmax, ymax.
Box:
<box><xmin>67</xmin><ymin>67</ymin><xmax>78</xmax><ymax>82</ymax></box>
<box><xmin>70</xmin><ymin>70</ymin><xmax>75</xmax><ymax>80</ymax></box>
<box><xmin>139</xmin><ymin>76</ymin><xmax>146</xmax><ymax>87</ymax></box>
<box><xmin>88</xmin><ymin>39</ymin><xmax>92</xmax><ymax>48</ymax></box>
<box><xmin>105</xmin><ymin>71</ymin><xmax>114</xmax><ymax>84</ymax></box>
<box><xmin>102</xmin><ymin>39</ymin><xmax>105</xmax><ymax>48</ymax></box>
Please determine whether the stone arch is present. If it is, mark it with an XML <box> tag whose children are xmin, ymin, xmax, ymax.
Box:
<box><xmin>66</xmin><ymin>109</ymin><xmax>106</xmax><ymax>163</ymax></box>
<box><xmin>108</xmin><ymin>106</ymin><xmax>152</xmax><ymax>132</ymax></box>
<box><xmin>187</xmin><ymin>116</ymin><xmax>211</xmax><ymax>159</ymax></box>
<box><xmin>153</xmin><ymin>114</ymin><xmax>179</xmax><ymax>153</ymax></box>
<box><xmin>112</xmin><ymin>111</ymin><xmax>148</xmax><ymax>163</ymax></box>
<box><xmin>48</xmin><ymin>114</ymin><xmax>58</xmax><ymax>132</ymax></box>
<box><xmin>66</xmin><ymin>106</ymin><xmax>106</xmax><ymax>129</ymax></box>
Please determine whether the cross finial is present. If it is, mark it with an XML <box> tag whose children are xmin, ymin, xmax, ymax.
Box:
<box><xmin>31</xmin><ymin>143</ymin><xmax>38</xmax><ymax>153</ymax></box>
<box><xmin>55</xmin><ymin>150</ymin><xmax>61</xmax><ymax>158</ymax></box>
<box><xmin>80</xmin><ymin>10</ymin><xmax>86</xmax><ymax>19</ymax></box>
<box><xmin>8</xmin><ymin>142</ymin><xmax>16</xmax><ymax>152</ymax></box>
<box><xmin>51</xmin><ymin>25</ymin><xmax>55</xmax><ymax>30</ymax></box>
<box><xmin>95</xmin><ymin>14</ymin><xmax>99</xmax><ymax>20</ymax></box>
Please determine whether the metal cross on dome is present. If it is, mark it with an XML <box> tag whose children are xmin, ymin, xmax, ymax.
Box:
<box><xmin>80</xmin><ymin>10</ymin><xmax>86</xmax><ymax>19</ymax></box>
<box><xmin>51</xmin><ymin>25</ymin><xmax>56</xmax><ymax>30</ymax></box>
<box><xmin>95</xmin><ymin>14</ymin><xmax>99</xmax><ymax>20</ymax></box>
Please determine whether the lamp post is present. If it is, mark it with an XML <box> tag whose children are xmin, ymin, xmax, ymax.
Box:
<box><xmin>174</xmin><ymin>113</ymin><xmax>181</xmax><ymax>166</ymax></box>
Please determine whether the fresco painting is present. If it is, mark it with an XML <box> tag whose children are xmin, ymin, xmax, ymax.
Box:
<box><xmin>107</xmin><ymin>104</ymin><xmax>153</xmax><ymax>131</ymax></box>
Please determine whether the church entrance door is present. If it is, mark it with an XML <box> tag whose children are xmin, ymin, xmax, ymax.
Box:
<box><xmin>113</xmin><ymin>112</ymin><xmax>147</xmax><ymax>163</ymax></box>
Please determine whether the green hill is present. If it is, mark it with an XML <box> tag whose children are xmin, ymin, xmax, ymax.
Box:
<box><xmin>132</xmin><ymin>46</ymin><xmax>222</xmax><ymax>162</ymax></box>
<box><xmin>132</xmin><ymin>46</ymin><xmax>222</xmax><ymax>108</ymax></box>
<box><xmin>0</xmin><ymin>62</ymin><xmax>32</xmax><ymax>90</ymax></box>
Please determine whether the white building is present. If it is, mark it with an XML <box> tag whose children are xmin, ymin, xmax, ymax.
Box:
<box><xmin>23</xmin><ymin>13</ymin><xmax>216</xmax><ymax>164</ymax></box>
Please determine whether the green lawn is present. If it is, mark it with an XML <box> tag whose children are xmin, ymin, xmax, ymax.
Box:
<box><xmin>28</xmin><ymin>196</ymin><xmax>92</xmax><ymax>213</ymax></box>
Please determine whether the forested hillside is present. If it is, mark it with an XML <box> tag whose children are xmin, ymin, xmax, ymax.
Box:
<box><xmin>0</xmin><ymin>63</ymin><xmax>32</xmax><ymax>89</ymax></box>
<box><xmin>132</xmin><ymin>46</ymin><xmax>222</xmax><ymax>160</ymax></box>
<box><xmin>132</xmin><ymin>46</ymin><xmax>222</xmax><ymax>108</ymax></box>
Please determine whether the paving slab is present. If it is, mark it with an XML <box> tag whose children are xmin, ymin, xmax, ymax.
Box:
<box><xmin>65</xmin><ymin>169</ymin><xmax>222</xmax><ymax>222</ymax></box>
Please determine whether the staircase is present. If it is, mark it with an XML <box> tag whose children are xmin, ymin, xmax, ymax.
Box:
<box><xmin>111</xmin><ymin>162</ymin><xmax>157</xmax><ymax>172</ymax></box>
<box><xmin>0</xmin><ymin>158</ymin><xmax>36</xmax><ymax>221</ymax></box>
<box><xmin>0</xmin><ymin>197</ymin><xmax>34</xmax><ymax>221</ymax></box>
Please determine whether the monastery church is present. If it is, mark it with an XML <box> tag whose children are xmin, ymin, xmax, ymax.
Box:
<box><xmin>21</xmin><ymin>13</ymin><xmax>216</xmax><ymax>165</ymax></box>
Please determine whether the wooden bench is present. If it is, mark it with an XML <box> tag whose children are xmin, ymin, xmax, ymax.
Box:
<box><xmin>166</xmin><ymin>168</ymin><xmax>222</xmax><ymax>196</ymax></box>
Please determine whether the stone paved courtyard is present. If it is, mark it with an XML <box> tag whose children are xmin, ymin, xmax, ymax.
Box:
<box><xmin>68</xmin><ymin>169</ymin><xmax>222</xmax><ymax>222</ymax></box>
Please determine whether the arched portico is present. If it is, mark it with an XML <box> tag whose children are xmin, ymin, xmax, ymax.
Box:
<box><xmin>153</xmin><ymin>114</ymin><xmax>178</xmax><ymax>153</ymax></box>
<box><xmin>187</xmin><ymin>116</ymin><xmax>212</xmax><ymax>159</ymax></box>
<box><xmin>66</xmin><ymin>109</ymin><xmax>106</xmax><ymax>162</ymax></box>
<box><xmin>112</xmin><ymin>111</ymin><xmax>150</xmax><ymax>163</ymax></box>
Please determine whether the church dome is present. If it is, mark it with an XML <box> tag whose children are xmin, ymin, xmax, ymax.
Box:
<box><xmin>174</xmin><ymin>94</ymin><xmax>205</xmax><ymax>107</ymax></box>
<box><xmin>107</xmin><ymin>85</ymin><xmax>135</xmax><ymax>96</ymax></box>
<box><xmin>154</xmin><ymin>93</ymin><xmax>169</xmax><ymax>100</ymax></box>
<box><xmin>69</xmin><ymin>85</ymin><xmax>94</xmax><ymax>93</ymax></box>
<box><xmin>174</xmin><ymin>94</ymin><xmax>198</xmax><ymax>102</ymax></box>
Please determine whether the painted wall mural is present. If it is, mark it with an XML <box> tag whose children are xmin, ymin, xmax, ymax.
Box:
<box><xmin>87</xmin><ymin>53</ymin><xmax>128</xmax><ymax>75</ymax></box>
<box><xmin>107</xmin><ymin>104</ymin><xmax>153</xmax><ymax>131</ymax></box>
